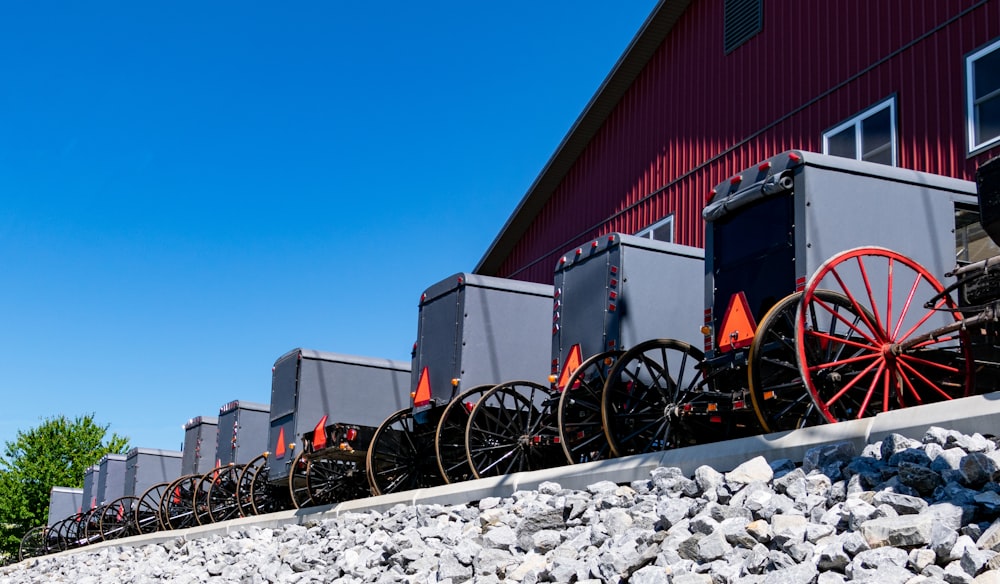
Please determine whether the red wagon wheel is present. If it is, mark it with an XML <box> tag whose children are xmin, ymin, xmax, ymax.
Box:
<box><xmin>795</xmin><ymin>246</ymin><xmax>972</xmax><ymax>423</ymax></box>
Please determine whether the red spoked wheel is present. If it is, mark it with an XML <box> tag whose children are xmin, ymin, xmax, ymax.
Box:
<box><xmin>795</xmin><ymin>246</ymin><xmax>972</xmax><ymax>422</ymax></box>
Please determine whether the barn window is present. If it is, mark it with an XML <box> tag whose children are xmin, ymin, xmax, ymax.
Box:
<box><xmin>636</xmin><ymin>215</ymin><xmax>674</xmax><ymax>243</ymax></box>
<box><xmin>967</xmin><ymin>38</ymin><xmax>1000</xmax><ymax>154</ymax></box>
<box><xmin>724</xmin><ymin>0</ymin><xmax>762</xmax><ymax>54</ymax></box>
<box><xmin>823</xmin><ymin>98</ymin><xmax>897</xmax><ymax>166</ymax></box>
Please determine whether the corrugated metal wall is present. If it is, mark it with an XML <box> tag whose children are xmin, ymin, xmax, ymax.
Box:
<box><xmin>497</xmin><ymin>0</ymin><xmax>1000</xmax><ymax>284</ymax></box>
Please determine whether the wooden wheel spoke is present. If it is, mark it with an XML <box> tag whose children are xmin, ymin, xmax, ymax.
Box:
<box><xmin>823</xmin><ymin>355</ymin><xmax>882</xmax><ymax>408</ymax></box>
<box><xmin>812</xmin><ymin>297</ymin><xmax>880</xmax><ymax>346</ymax></box>
<box><xmin>855</xmin><ymin>254</ymin><xmax>887</xmax><ymax>334</ymax></box>
<box><xmin>896</xmin><ymin>296</ymin><xmax>951</xmax><ymax>344</ymax></box>
<box><xmin>830</xmin><ymin>267</ymin><xmax>885</xmax><ymax>341</ymax></box>
<box><xmin>892</xmin><ymin>270</ymin><xmax>925</xmax><ymax>340</ymax></box>
<box><xmin>897</xmin><ymin>357</ymin><xmax>958</xmax><ymax>400</ymax></box>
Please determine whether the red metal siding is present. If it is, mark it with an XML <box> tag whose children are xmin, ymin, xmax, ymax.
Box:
<box><xmin>497</xmin><ymin>0</ymin><xmax>1000</xmax><ymax>284</ymax></box>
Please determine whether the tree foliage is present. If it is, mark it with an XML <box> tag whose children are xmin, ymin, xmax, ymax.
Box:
<box><xmin>0</xmin><ymin>414</ymin><xmax>128</xmax><ymax>559</ymax></box>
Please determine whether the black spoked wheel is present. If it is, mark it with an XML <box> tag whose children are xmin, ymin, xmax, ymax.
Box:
<box><xmin>162</xmin><ymin>475</ymin><xmax>200</xmax><ymax>531</ymax></box>
<box><xmin>748</xmin><ymin>290</ymin><xmax>873</xmax><ymax>432</ymax></box>
<box><xmin>288</xmin><ymin>451</ymin><xmax>312</xmax><ymax>509</ymax></box>
<box><xmin>601</xmin><ymin>339</ymin><xmax>707</xmax><ymax>457</ymax></box>
<box><xmin>193</xmin><ymin>470</ymin><xmax>218</xmax><ymax>526</ymax></box>
<box><xmin>56</xmin><ymin>513</ymin><xmax>86</xmax><ymax>550</ymax></box>
<box><xmin>134</xmin><ymin>482</ymin><xmax>169</xmax><ymax>534</ymax></box>
<box><xmin>466</xmin><ymin>381</ymin><xmax>564</xmax><ymax>479</ymax></box>
<box><xmin>247</xmin><ymin>455</ymin><xmax>289</xmax><ymax>516</ymax></box>
<box><xmin>366</xmin><ymin>408</ymin><xmax>443</xmax><ymax>496</ymax></box>
<box><xmin>435</xmin><ymin>384</ymin><xmax>494</xmax><ymax>484</ymax></box>
<box><xmin>558</xmin><ymin>350</ymin><xmax>623</xmax><ymax>464</ymax></box>
<box><xmin>99</xmin><ymin>496</ymin><xmax>138</xmax><ymax>541</ymax></box>
<box><xmin>203</xmin><ymin>464</ymin><xmax>244</xmax><ymax>524</ymax></box>
<box><xmin>305</xmin><ymin>455</ymin><xmax>368</xmax><ymax>506</ymax></box>
<box><xmin>238</xmin><ymin>454</ymin><xmax>266</xmax><ymax>517</ymax></box>
<box><xmin>19</xmin><ymin>526</ymin><xmax>51</xmax><ymax>561</ymax></box>
<box><xmin>82</xmin><ymin>506</ymin><xmax>103</xmax><ymax>544</ymax></box>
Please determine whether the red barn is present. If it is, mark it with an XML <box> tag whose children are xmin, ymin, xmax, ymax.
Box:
<box><xmin>477</xmin><ymin>0</ymin><xmax>1000</xmax><ymax>284</ymax></box>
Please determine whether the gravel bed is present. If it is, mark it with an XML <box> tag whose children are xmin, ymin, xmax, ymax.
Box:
<box><xmin>5</xmin><ymin>425</ymin><xmax>1000</xmax><ymax>583</ymax></box>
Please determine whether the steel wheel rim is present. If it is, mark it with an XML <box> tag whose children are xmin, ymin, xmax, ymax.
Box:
<box><xmin>99</xmin><ymin>496</ymin><xmax>137</xmax><ymax>540</ymax></box>
<box><xmin>601</xmin><ymin>339</ymin><xmax>706</xmax><ymax>457</ymax></box>
<box><xmin>205</xmin><ymin>465</ymin><xmax>243</xmax><ymax>523</ymax></box>
<box><xmin>748</xmin><ymin>291</ymin><xmax>868</xmax><ymax>432</ymax></box>
<box><xmin>466</xmin><ymin>381</ymin><xmax>560</xmax><ymax>479</ymax></box>
<box><xmin>134</xmin><ymin>482</ymin><xmax>168</xmax><ymax>534</ymax></box>
<box><xmin>435</xmin><ymin>384</ymin><xmax>494</xmax><ymax>483</ymax></box>
<box><xmin>162</xmin><ymin>475</ymin><xmax>199</xmax><ymax>530</ymax></box>
<box><xmin>305</xmin><ymin>456</ymin><xmax>366</xmax><ymax>505</ymax></box>
<box><xmin>557</xmin><ymin>350</ymin><xmax>622</xmax><ymax>464</ymax></box>
<box><xmin>287</xmin><ymin>451</ymin><xmax>312</xmax><ymax>509</ymax></box>
<box><xmin>366</xmin><ymin>408</ymin><xmax>441</xmax><ymax>496</ymax></box>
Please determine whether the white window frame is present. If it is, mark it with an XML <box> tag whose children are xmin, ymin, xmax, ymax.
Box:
<box><xmin>822</xmin><ymin>97</ymin><xmax>898</xmax><ymax>166</ymax></box>
<box><xmin>967</xmin><ymin>37</ymin><xmax>1000</xmax><ymax>154</ymax></box>
<box><xmin>636</xmin><ymin>214</ymin><xmax>674</xmax><ymax>243</ymax></box>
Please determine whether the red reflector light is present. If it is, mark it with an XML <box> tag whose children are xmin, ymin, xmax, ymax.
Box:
<box><xmin>710</xmin><ymin>416</ymin><xmax>723</xmax><ymax>423</ymax></box>
<box><xmin>610</xmin><ymin>266</ymin><xmax>618</xmax><ymax>274</ymax></box>
<box><xmin>609</xmin><ymin>291</ymin><xmax>617</xmax><ymax>300</ymax></box>
<box><xmin>346</xmin><ymin>428</ymin><xmax>358</xmax><ymax>441</ymax></box>
<box><xmin>733</xmin><ymin>400</ymin><xmax>745</xmax><ymax>410</ymax></box>
<box><xmin>560</xmin><ymin>257</ymin><xmax>566</xmax><ymax>264</ymax></box>
<box><xmin>607</xmin><ymin>235</ymin><xmax>615</xmax><ymax>243</ymax></box>
<box><xmin>592</xmin><ymin>241</ymin><xmax>599</xmax><ymax>248</ymax></box>
<box><xmin>788</xmin><ymin>152</ymin><xmax>802</xmax><ymax>163</ymax></box>
<box><xmin>608</xmin><ymin>303</ymin><xmax>616</xmax><ymax>312</ymax></box>
<box><xmin>683</xmin><ymin>404</ymin><xmax>693</xmax><ymax>412</ymax></box>
<box><xmin>730</xmin><ymin>175</ymin><xmax>742</xmax><ymax>185</ymax></box>
<box><xmin>532</xmin><ymin>436</ymin><xmax>541</xmax><ymax>445</ymax></box>
<box><xmin>609</xmin><ymin>278</ymin><xmax>618</xmax><ymax>287</ymax></box>
<box><xmin>575</xmin><ymin>248</ymin><xmax>582</xmax><ymax>256</ymax></box>
<box><xmin>464</xmin><ymin>401</ymin><xmax>475</xmax><ymax>412</ymax></box>
<box><xmin>553</xmin><ymin>437</ymin><xmax>560</xmax><ymax>444</ymax></box>
<box><xmin>758</xmin><ymin>162</ymin><xmax>771</xmax><ymax>172</ymax></box>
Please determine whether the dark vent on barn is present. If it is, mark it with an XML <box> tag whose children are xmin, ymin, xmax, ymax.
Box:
<box><xmin>724</xmin><ymin>0</ymin><xmax>762</xmax><ymax>54</ymax></box>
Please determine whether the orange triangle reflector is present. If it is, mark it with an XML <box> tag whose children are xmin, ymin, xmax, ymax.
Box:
<box><xmin>413</xmin><ymin>367</ymin><xmax>432</xmax><ymax>407</ymax></box>
<box><xmin>312</xmin><ymin>415</ymin><xmax>329</xmax><ymax>451</ymax></box>
<box><xmin>275</xmin><ymin>427</ymin><xmax>286</xmax><ymax>459</ymax></box>
<box><xmin>557</xmin><ymin>344</ymin><xmax>583</xmax><ymax>391</ymax></box>
<box><xmin>718</xmin><ymin>291</ymin><xmax>757</xmax><ymax>352</ymax></box>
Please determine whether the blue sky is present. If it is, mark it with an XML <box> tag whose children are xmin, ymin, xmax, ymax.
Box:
<box><xmin>0</xmin><ymin>2</ymin><xmax>658</xmax><ymax>457</ymax></box>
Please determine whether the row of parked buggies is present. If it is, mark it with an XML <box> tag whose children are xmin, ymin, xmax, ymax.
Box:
<box><xmin>20</xmin><ymin>151</ymin><xmax>1000</xmax><ymax>562</ymax></box>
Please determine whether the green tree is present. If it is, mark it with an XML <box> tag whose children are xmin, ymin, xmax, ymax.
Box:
<box><xmin>0</xmin><ymin>414</ymin><xmax>128</xmax><ymax>559</ymax></box>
